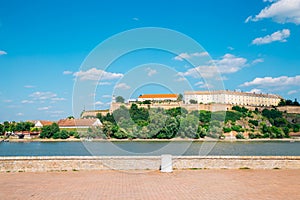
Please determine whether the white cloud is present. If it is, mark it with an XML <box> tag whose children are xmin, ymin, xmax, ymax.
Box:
<box><xmin>16</xmin><ymin>113</ymin><xmax>24</xmax><ymax>116</ymax></box>
<box><xmin>115</xmin><ymin>83</ymin><xmax>130</xmax><ymax>90</ymax></box>
<box><xmin>194</xmin><ymin>81</ymin><xmax>204</xmax><ymax>86</ymax></box>
<box><xmin>24</xmin><ymin>85</ymin><xmax>35</xmax><ymax>88</ymax></box>
<box><xmin>252</xmin><ymin>58</ymin><xmax>264</xmax><ymax>64</ymax></box>
<box><xmin>51</xmin><ymin>97</ymin><xmax>66</xmax><ymax>101</ymax></box>
<box><xmin>174</xmin><ymin>52</ymin><xmax>209</xmax><ymax>61</ymax></box>
<box><xmin>74</xmin><ymin>68</ymin><xmax>123</xmax><ymax>81</ymax></box>
<box><xmin>47</xmin><ymin>110</ymin><xmax>64</xmax><ymax>114</ymax></box>
<box><xmin>175</xmin><ymin>77</ymin><xmax>187</xmax><ymax>82</ymax></box>
<box><xmin>194</xmin><ymin>81</ymin><xmax>214</xmax><ymax>89</ymax></box>
<box><xmin>146</xmin><ymin>68</ymin><xmax>157</xmax><ymax>77</ymax></box>
<box><xmin>263</xmin><ymin>0</ymin><xmax>276</xmax><ymax>2</ymax></box>
<box><xmin>102</xmin><ymin>95</ymin><xmax>111</xmax><ymax>98</ymax></box>
<box><xmin>178</xmin><ymin>54</ymin><xmax>247</xmax><ymax>79</ymax></box>
<box><xmin>21</xmin><ymin>100</ymin><xmax>34</xmax><ymax>104</ymax></box>
<box><xmin>94</xmin><ymin>101</ymin><xmax>104</xmax><ymax>106</ymax></box>
<box><xmin>38</xmin><ymin>106</ymin><xmax>51</xmax><ymax>111</ymax></box>
<box><xmin>0</xmin><ymin>50</ymin><xmax>7</xmax><ymax>55</ymax></box>
<box><xmin>132</xmin><ymin>17</ymin><xmax>139</xmax><ymax>21</ymax></box>
<box><xmin>63</xmin><ymin>70</ymin><xmax>73</xmax><ymax>75</ymax></box>
<box><xmin>241</xmin><ymin>75</ymin><xmax>300</xmax><ymax>87</ymax></box>
<box><xmin>213</xmin><ymin>54</ymin><xmax>247</xmax><ymax>73</ymax></box>
<box><xmin>288</xmin><ymin>90</ymin><xmax>298</xmax><ymax>95</ymax></box>
<box><xmin>252</xmin><ymin>29</ymin><xmax>290</xmax><ymax>45</ymax></box>
<box><xmin>246</xmin><ymin>0</ymin><xmax>300</xmax><ymax>25</ymax></box>
<box><xmin>227</xmin><ymin>46</ymin><xmax>234</xmax><ymax>51</ymax></box>
<box><xmin>249</xmin><ymin>88</ymin><xmax>263</xmax><ymax>94</ymax></box>
<box><xmin>98</xmin><ymin>82</ymin><xmax>112</xmax><ymax>86</ymax></box>
<box><xmin>29</xmin><ymin>92</ymin><xmax>57</xmax><ymax>100</ymax></box>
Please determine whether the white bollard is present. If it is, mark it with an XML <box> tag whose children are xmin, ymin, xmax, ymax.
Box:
<box><xmin>161</xmin><ymin>154</ymin><xmax>173</xmax><ymax>173</ymax></box>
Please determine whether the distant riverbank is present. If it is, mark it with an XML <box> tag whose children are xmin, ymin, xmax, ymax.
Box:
<box><xmin>3</xmin><ymin>137</ymin><xmax>300</xmax><ymax>143</ymax></box>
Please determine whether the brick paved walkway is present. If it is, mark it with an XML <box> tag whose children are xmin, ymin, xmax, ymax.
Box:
<box><xmin>0</xmin><ymin>170</ymin><xmax>299</xmax><ymax>200</ymax></box>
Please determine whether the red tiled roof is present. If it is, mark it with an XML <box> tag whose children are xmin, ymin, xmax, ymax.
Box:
<box><xmin>139</xmin><ymin>94</ymin><xmax>178</xmax><ymax>99</ymax></box>
<box><xmin>39</xmin><ymin>121</ymin><xmax>53</xmax><ymax>126</ymax></box>
<box><xmin>57</xmin><ymin>119</ymin><xmax>99</xmax><ymax>127</ymax></box>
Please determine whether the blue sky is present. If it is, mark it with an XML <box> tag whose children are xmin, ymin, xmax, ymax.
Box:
<box><xmin>0</xmin><ymin>0</ymin><xmax>299</xmax><ymax>122</ymax></box>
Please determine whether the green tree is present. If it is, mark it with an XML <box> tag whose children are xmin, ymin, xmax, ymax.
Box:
<box><xmin>236</xmin><ymin>133</ymin><xmax>245</xmax><ymax>139</ymax></box>
<box><xmin>207</xmin><ymin>120</ymin><xmax>223</xmax><ymax>139</ymax></box>
<box><xmin>293</xmin><ymin>99</ymin><xmax>300</xmax><ymax>106</ymax></box>
<box><xmin>231</xmin><ymin>125</ymin><xmax>244</xmax><ymax>132</ymax></box>
<box><xmin>142</xmin><ymin>100</ymin><xmax>151</xmax><ymax>104</ymax></box>
<box><xmin>0</xmin><ymin>124</ymin><xmax>4</xmax><ymax>135</ymax></box>
<box><xmin>281</xmin><ymin>127</ymin><xmax>290</xmax><ymax>137</ymax></box>
<box><xmin>15</xmin><ymin>122</ymin><xmax>34</xmax><ymax>132</ymax></box>
<box><xmin>178</xmin><ymin>114</ymin><xmax>199</xmax><ymax>138</ymax></box>
<box><xmin>199</xmin><ymin>110</ymin><xmax>211</xmax><ymax>124</ymax></box>
<box><xmin>232</xmin><ymin>106</ymin><xmax>248</xmax><ymax>114</ymax></box>
<box><xmin>248</xmin><ymin>120</ymin><xmax>259</xmax><ymax>126</ymax></box>
<box><xmin>3</xmin><ymin>121</ymin><xmax>10</xmax><ymax>132</ymax></box>
<box><xmin>211</xmin><ymin>111</ymin><xmax>226</xmax><ymax>122</ymax></box>
<box><xmin>278</xmin><ymin>99</ymin><xmax>286</xmax><ymax>106</ymax></box>
<box><xmin>268</xmin><ymin>126</ymin><xmax>285</xmax><ymax>138</ymax></box>
<box><xmin>262</xmin><ymin>109</ymin><xmax>282</xmax><ymax>120</ymax></box>
<box><xmin>197</xmin><ymin>126</ymin><xmax>207</xmax><ymax>138</ymax></box>
<box><xmin>113</xmin><ymin>128</ymin><xmax>128</xmax><ymax>139</ymax></box>
<box><xmin>113</xmin><ymin>105</ymin><xmax>130</xmax><ymax>122</ymax></box>
<box><xmin>189</xmin><ymin>99</ymin><xmax>198</xmax><ymax>104</ymax></box>
<box><xmin>52</xmin><ymin>130</ymin><xmax>69</xmax><ymax>139</ymax></box>
<box><xmin>223</xmin><ymin>127</ymin><xmax>232</xmax><ymax>133</ymax></box>
<box><xmin>177</xmin><ymin>93</ymin><xmax>183</xmax><ymax>101</ymax></box>
<box><xmin>225</xmin><ymin>111</ymin><xmax>242</xmax><ymax>122</ymax></box>
<box><xmin>159</xmin><ymin>117</ymin><xmax>179</xmax><ymax>139</ymax></box>
<box><xmin>129</xmin><ymin>104</ymin><xmax>149</xmax><ymax>124</ymax></box>
<box><xmin>166</xmin><ymin>107</ymin><xmax>187</xmax><ymax>118</ymax></box>
<box><xmin>286</xmin><ymin>99</ymin><xmax>293</xmax><ymax>105</ymax></box>
<box><xmin>40</xmin><ymin>123</ymin><xmax>59</xmax><ymax>139</ymax></box>
<box><xmin>116</xmin><ymin>96</ymin><xmax>125</xmax><ymax>103</ymax></box>
<box><xmin>60</xmin><ymin>130</ymin><xmax>70</xmax><ymax>139</ymax></box>
<box><xmin>102</xmin><ymin>121</ymin><xmax>115</xmax><ymax>139</ymax></box>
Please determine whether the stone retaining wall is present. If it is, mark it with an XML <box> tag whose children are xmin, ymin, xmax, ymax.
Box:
<box><xmin>0</xmin><ymin>156</ymin><xmax>300</xmax><ymax>172</ymax></box>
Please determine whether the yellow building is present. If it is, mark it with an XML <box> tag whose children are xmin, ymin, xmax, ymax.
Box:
<box><xmin>184</xmin><ymin>90</ymin><xmax>282</xmax><ymax>107</ymax></box>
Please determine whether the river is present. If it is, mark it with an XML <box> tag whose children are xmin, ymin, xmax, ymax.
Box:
<box><xmin>0</xmin><ymin>141</ymin><xmax>300</xmax><ymax>156</ymax></box>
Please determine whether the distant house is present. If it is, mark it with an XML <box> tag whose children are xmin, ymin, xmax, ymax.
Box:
<box><xmin>34</xmin><ymin>120</ymin><xmax>54</xmax><ymax>128</ymax></box>
<box><xmin>14</xmin><ymin>131</ymin><xmax>40</xmax><ymax>139</ymax></box>
<box><xmin>138</xmin><ymin>94</ymin><xmax>178</xmax><ymax>102</ymax></box>
<box><xmin>57</xmin><ymin>118</ymin><xmax>102</xmax><ymax>129</ymax></box>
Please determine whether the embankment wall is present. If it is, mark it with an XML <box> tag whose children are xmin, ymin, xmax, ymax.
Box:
<box><xmin>1</xmin><ymin>156</ymin><xmax>300</xmax><ymax>172</ymax></box>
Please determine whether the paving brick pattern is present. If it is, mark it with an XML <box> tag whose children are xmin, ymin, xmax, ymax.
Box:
<box><xmin>0</xmin><ymin>170</ymin><xmax>299</xmax><ymax>200</ymax></box>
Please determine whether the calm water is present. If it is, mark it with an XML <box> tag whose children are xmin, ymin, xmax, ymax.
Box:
<box><xmin>0</xmin><ymin>141</ymin><xmax>300</xmax><ymax>156</ymax></box>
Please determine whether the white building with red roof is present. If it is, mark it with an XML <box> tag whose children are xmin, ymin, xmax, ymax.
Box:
<box><xmin>138</xmin><ymin>94</ymin><xmax>178</xmax><ymax>102</ymax></box>
<box><xmin>57</xmin><ymin>118</ymin><xmax>102</xmax><ymax>129</ymax></box>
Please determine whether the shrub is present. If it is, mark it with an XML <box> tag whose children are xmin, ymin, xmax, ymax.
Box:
<box><xmin>223</xmin><ymin>127</ymin><xmax>232</xmax><ymax>133</ymax></box>
<box><xmin>52</xmin><ymin>130</ymin><xmax>70</xmax><ymax>139</ymax></box>
<box><xmin>231</xmin><ymin>125</ymin><xmax>244</xmax><ymax>132</ymax></box>
<box><xmin>225</xmin><ymin>111</ymin><xmax>242</xmax><ymax>122</ymax></box>
<box><xmin>74</xmin><ymin>132</ymin><xmax>80</xmax><ymax>139</ymax></box>
<box><xmin>248</xmin><ymin>120</ymin><xmax>258</xmax><ymax>126</ymax></box>
<box><xmin>236</xmin><ymin>133</ymin><xmax>245</xmax><ymax>139</ymax></box>
<box><xmin>232</xmin><ymin>106</ymin><xmax>248</xmax><ymax>114</ymax></box>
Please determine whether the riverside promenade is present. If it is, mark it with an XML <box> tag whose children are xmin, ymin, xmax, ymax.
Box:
<box><xmin>0</xmin><ymin>169</ymin><xmax>299</xmax><ymax>200</ymax></box>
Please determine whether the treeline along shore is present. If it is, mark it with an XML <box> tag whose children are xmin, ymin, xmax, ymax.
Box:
<box><xmin>1</xmin><ymin>105</ymin><xmax>300</xmax><ymax>141</ymax></box>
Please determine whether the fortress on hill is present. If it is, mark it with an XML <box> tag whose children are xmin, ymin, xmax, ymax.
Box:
<box><xmin>80</xmin><ymin>90</ymin><xmax>295</xmax><ymax>118</ymax></box>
